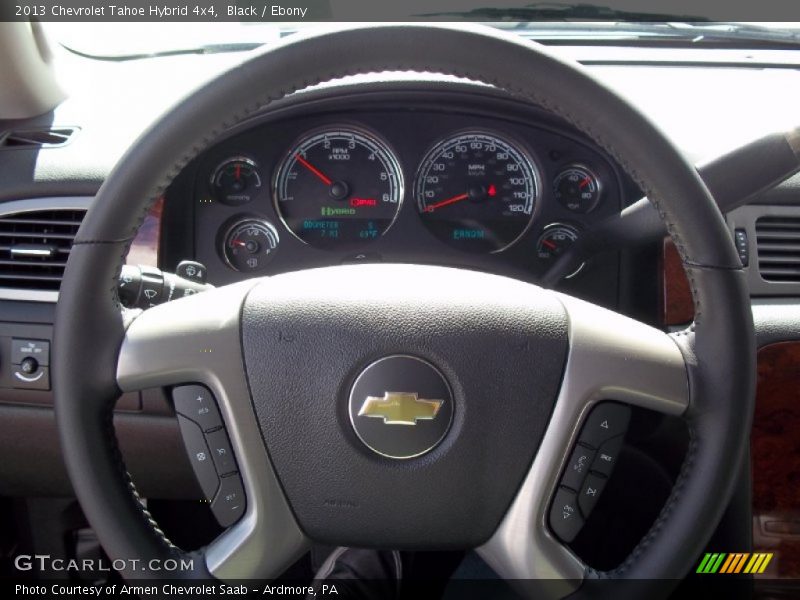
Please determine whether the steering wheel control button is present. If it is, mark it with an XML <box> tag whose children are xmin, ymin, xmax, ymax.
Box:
<box><xmin>172</xmin><ymin>384</ymin><xmax>223</xmax><ymax>432</ymax></box>
<box><xmin>176</xmin><ymin>415</ymin><xmax>220</xmax><ymax>500</ymax></box>
<box><xmin>549</xmin><ymin>487</ymin><xmax>585</xmax><ymax>543</ymax></box>
<box><xmin>11</xmin><ymin>339</ymin><xmax>50</xmax><ymax>365</ymax></box>
<box><xmin>591</xmin><ymin>435</ymin><xmax>624</xmax><ymax>477</ymax></box>
<box><xmin>578</xmin><ymin>473</ymin><xmax>607</xmax><ymax>518</ymax></box>
<box><xmin>578</xmin><ymin>402</ymin><xmax>631</xmax><ymax>449</ymax></box>
<box><xmin>205</xmin><ymin>428</ymin><xmax>238</xmax><ymax>476</ymax></box>
<box><xmin>212</xmin><ymin>474</ymin><xmax>246</xmax><ymax>527</ymax></box>
<box><xmin>561</xmin><ymin>443</ymin><xmax>595</xmax><ymax>491</ymax></box>
<box><xmin>348</xmin><ymin>355</ymin><xmax>453</xmax><ymax>459</ymax></box>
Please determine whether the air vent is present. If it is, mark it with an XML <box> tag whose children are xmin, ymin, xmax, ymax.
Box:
<box><xmin>1</xmin><ymin>127</ymin><xmax>78</xmax><ymax>149</ymax></box>
<box><xmin>0</xmin><ymin>209</ymin><xmax>85</xmax><ymax>291</ymax></box>
<box><xmin>756</xmin><ymin>216</ymin><xmax>800</xmax><ymax>282</ymax></box>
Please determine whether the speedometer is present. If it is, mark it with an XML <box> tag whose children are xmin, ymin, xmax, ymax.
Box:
<box><xmin>273</xmin><ymin>127</ymin><xmax>403</xmax><ymax>249</ymax></box>
<box><xmin>415</xmin><ymin>131</ymin><xmax>539</xmax><ymax>253</ymax></box>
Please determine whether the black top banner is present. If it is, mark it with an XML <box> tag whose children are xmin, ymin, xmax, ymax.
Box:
<box><xmin>1</xmin><ymin>0</ymin><xmax>799</xmax><ymax>22</ymax></box>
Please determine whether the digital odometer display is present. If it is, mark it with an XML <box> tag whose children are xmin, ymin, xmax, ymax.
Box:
<box><xmin>273</xmin><ymin>127</ymin><xmax>403</xmax><ymax>248</ymax></box>
<box><xmin>415</xmin><ymin>131</ymin><xmax>538</xmax><ymax>253</ymax></box>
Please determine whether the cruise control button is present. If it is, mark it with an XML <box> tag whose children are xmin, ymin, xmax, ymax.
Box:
<box><xmin>212</xmin><ymin>474</ymin><xmax>246</xmax><ymax>527</ymax></box>
<box><xmin>205</xmin><ymin>428</ymin><xmax>237</xmax><ymax>475</ymax></box>
<box><xmin>579</xmin><ymin>403</ymin><xmax>631</xmax><ymax>449</ymax></box>
<box><xmin>549</xmin><ymin>486</ymin><xmax>584</xmax><ymax>543</ymax></box>
<box><xmin>176</xmin><ymin>415</ymin><xmax>220</xmax><ymax>500</ymax></box>
<box><xmin>591</xmin><ymin>435</ymin><xmax>624</xmax><ymax>477</ymax></box>
<box><xmin>561</xmin><ymin>443</ymin><xmax>595</xmax><ymax>491</ymax></box>
<box><xmin>579</xmin><ymin>473</ymin><xmax>607</xmax><ymax>518</ymax></box>
<box><xmin>173</xmin><ymin>385</ymin><xmax>222</xmax><ymax>432</ymax></box>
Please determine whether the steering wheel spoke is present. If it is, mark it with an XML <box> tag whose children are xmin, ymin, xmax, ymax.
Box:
<box><xmin>117</xmin><ymin>282</ymin><xmax>308</xmax><ymax>580</ymax></box>
<box><xmin>478</xmin><ymin>294</ymin><xmax>688</xmax><ymax>591</ymax></box>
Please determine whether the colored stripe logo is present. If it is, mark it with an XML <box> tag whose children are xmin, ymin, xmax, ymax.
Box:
<box><xmin>696</xmin><ymin>553</ymin><xmax>773</xmax><ymax>574</ymax></box>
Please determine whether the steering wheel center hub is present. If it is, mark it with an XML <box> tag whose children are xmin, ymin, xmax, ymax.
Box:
<box><xmin>348</xmin><ymin>354</ymin><xmax>454</xmax><ymax>459</ymax></box>
<box><xmin>240</xmin><ymin>264</ymin><xmax>569</xmax><ymax>547</ymax></box>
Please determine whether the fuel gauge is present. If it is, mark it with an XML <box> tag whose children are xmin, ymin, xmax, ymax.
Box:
<box><xmin>221</xmin><ymin>218</ymin><xmax>279</xmax><ymax>272</ymax></box>
<box><xmin>212</xmin><ymin>157</ymin><xmax>261</xmax><ymax>205</ymax></box>
<box><xmin>536</xmin><ymin>223</ymin><xmax>584</xmax><ymax>278</ymax></box>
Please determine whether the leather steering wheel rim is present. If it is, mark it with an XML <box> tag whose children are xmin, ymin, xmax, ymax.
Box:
<box><xmin>54</xmin><ymin>23</ymin><xmax>755</xmax><ymax>596</ymax></box>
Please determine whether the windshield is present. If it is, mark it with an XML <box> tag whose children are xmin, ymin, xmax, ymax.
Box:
<box><xmin>44</xmin><ymin>20</ymin><xmax>800</xmax><ymax>60</ymax></box>
<box><xmin>44</xmin><ymin>23</ymin><xmax>284</xmax><ymax>58</ymax></box>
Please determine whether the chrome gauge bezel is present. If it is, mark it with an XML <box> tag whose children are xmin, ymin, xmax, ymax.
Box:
<box><xmin>553</xmin><ymin>164</ymin><xmax>602</xmax><ymax>214</ymax></box>
<box><xmin>536</xmin><ymin>222</ymin><xmax>585</xmax><ymax>279</ymax></box>
<box><xmin>271</xmin><ymin>124</ymin><xmax>405</xmax><ymax>248</ymax></box>
<box><xmin>210</xmin><ymin>156</ymin><xmax>262</xmax><ymax>205</ymax></box>
<box><xmin>414</xmin><ymin>129</ymin><xmax>542</xmax><ymax>254</ymax></box>
<box><xmin>220</xmin><ymin>217</ymin><xmax>280</xmax><ymax>272</ymax></box>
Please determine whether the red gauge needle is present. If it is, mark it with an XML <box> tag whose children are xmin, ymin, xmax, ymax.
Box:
<box><xmin>235</xmin><ymin>164</ymin><xmax>241</xmax><ymax>181</ymax></box>
<box><xmin>231</xmin><ymin>239</ymin><xmax>247</xmax><ymax>247</ymax></box>
<box><xmin>542</xmin><ymin>239</ymin><xmax>557</xmax><ymax>250</ymax></box>
<box><xmin>579</xmin><ymin>176</ymin><xmax>592</xmax><ymax>189</ymax></box>
<box><xmin>425</xmin><ymin>192</ymin><xmax>469</xmax><ymax>213</ymax></box>
<box><xmin>295</xmin><ymin>154</ymin><xmax>332</xmax><ymax>186</ymax></box>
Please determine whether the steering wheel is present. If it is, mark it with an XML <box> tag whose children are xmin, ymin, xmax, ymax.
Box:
<box><xmin>54</xmin><ymin>24</ymin><xmax>755</xmax><ymax>598</ymax></box>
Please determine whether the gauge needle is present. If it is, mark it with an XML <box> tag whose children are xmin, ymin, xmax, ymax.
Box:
<box><xmin>425</xmin><ymin>192</ymin><xmax>469</xmax><ymax>213</ymax></box>
<box><xmin>295</xmin><ymin>154</ymin><xmax>332</xmax><ymax>186</ymax></box>
<box><xmin>231</xmin><ymin>239</ymin><xmax>247</xmax><ymax>247</ymax></box>
<box><xmin>542</xmin><ymin>239</ymin><xmax>557</xmax><ymax>250</ymax></box>
<box><xmin>579</xmin><ymin>176</ymin><xmax>592</xmax><ymax>189</ymax></box>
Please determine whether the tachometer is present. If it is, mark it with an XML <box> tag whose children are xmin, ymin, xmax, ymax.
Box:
<box><xmin>415</xmin><ymin>131</ymin><xmax>539</xmax><ymax>253</ymax></box>
<box><xmin>273</xmin><ymin>127</ymin><xmax>403</xmax><ymax>248</ymax></box>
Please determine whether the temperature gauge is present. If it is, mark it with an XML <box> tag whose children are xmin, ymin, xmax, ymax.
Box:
<box><xmin>212</xmin><ymin>157</ymin><xmax>261</xmax><ymax>205</ymax></box>
<box><xmin>553</xmin><ymin>165</ymin><xmax>600</xmax><ymax>213</ymax></box>
<box><xmin>536</xmin><ymin>223</ymin><xmax>584</xmax><ymax>278</ymax></box>
<box><xmin>221</xmin><ymin>218</ymin><xmax>279</xmax><ymax>272</ymax></box>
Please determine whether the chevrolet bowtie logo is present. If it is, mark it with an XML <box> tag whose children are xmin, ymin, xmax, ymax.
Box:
<box><xmin>358</xmin><ymin>392</ymin><xmax>444</xmax><ymax>426</ymax></box>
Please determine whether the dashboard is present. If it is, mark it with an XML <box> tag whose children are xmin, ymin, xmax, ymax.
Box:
<box><xmin>158</xmin><ymin>86</ymin><xmax>632</xmax><ymax>308</ymax></box>
<box><xmin>1</xmin><ymin>41</ymin><xmax>800</xmax><ymax>583</ymax></box>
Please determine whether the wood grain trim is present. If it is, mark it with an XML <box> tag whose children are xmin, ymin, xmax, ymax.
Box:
<box><xmin>752</xmin><ymin>341</ymin><xmax>800</xmax><ymax>579</ymax></box>
<box><xmin>660</xmin><ymin>238</ymin><xmax>694</xmax><ymax>326</ymax></box>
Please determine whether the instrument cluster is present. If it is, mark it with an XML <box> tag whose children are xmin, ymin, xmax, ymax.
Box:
<box><xmin>189</xmin><ymin>99</ymin><xmax>625</xmax><ymax>288</ymax></box>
